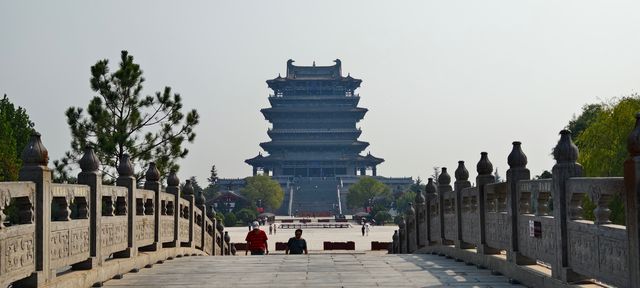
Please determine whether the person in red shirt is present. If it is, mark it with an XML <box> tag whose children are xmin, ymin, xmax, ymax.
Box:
<box><xmin>245</xmin><ymin>221</ymin><xmax>269</xmax><ymax>255</ymax></box>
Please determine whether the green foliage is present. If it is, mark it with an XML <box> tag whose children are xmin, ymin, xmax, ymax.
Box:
<box><xmin>240</xmin><ymin>175</ymin><xmax>284</xmax><ymax>210</ymax></box>
<box><xmin>407</xmin><ymin>177</ymin><xmax>425</xmax><ymax>194</ymax></box>
<box><xmin>236</xmin><ymin>208</ymin><xmax>257</xmax><ymax>224</ymax></box>
<box><xmin>535</xmin><ymin>170</ymin><xmax>552</xmax><ymax>179</ymax></box>
<box><xmin>55</xmin><ymin>51</ymin><xmax>199</xmax><ymax>182</ymax></box>
<box><xmin>395</xmin><ymin>191</ymin><xmax>416</xmax><ymax>214</ymax></box>
<box><xmin>567</xmin><ymin>103</ymin><xmax>604</xmax><ymax>141</ymax></box>
<box><xmin>0</xmin><ymin>94</ymin><xmax>35</xmax><ymax>181</ymax></box>
<box><xmin>575</xmin><ymin>96</ymin><xmax>640</xmax><ymax>177</ymax></box>
<box><xmin>203</xmin><ymin>164</ymin><xmax>220</xmax><ymax>200</ymax></box>
<box><xmin>346</xmin><ymin>177</ymin><xmax>392</xmax><ymax>209</ymax></box>
<box><xmin>214</xmin><ymin>212</ymin><xmax>225</xmax><ymax>223</ymax></box>
<box><xmin>224</xmin><ymin>212</ymin><xmax>237</xmax><ymax>227</ymax></box>
<box><xmin>374</xmin><ymin>210</ymin><xmax>392</xmax><ymax>224</ymax></box>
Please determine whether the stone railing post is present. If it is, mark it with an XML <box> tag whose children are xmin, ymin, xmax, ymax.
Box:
<box><xmin>454</xmin><ymin>161</ymin><xmax>472</xmax><ymax>249</ymax></box>
<box><xmin>115</xmin><ymin>154</ymin><xmax>137</xmax><ymax>258</ymax></box>
<box><xmin>425</xmin><ymin>178</ymin><xmax>437</xmax><ymax>245</ymax></box>
<box><xmin>506</xmin><ymin>142</ymin><xmax>534</xmax><ymax>265</ymax></box>
<box><xmin>414</xmin><ymin>185</ymin><xmax>426</xmax><ymax>248</ymax></box>
<box><xmin>166</xmin><ymin>171</ymin><xmax>181</xmax><ymax>248</ymax></box>
<box><xmin>406</xmin><ymin>202</ymin><xmax>417</xmax><ymax>252</ymax></box>
<box><xmin>551</xmin><ymin>130</ymin><xmax>584</xmax><ymax>282</ymax></box>
<box><xmin>625</xmin><ymin>113</ymin><xmax>640</xmax><ymax>287</ymax></box>
<box><xmin>224</xmin><ymin>231</ymin><xmax>231</xmax><ymax>255</ymax></box>
<box><xmin>196</xmin><ymin>185</ymin><xmax>206</xmax><ymax>251</ymax></box>
<box><xmin>77</xmin><ymin>146</ymin><xmax>102</xmax><ymax>267</ymax></box>
<box><xmin>18</xmin><ymin>132</ymin><xmax>52</xmax><ymax>285</ymax></box>
<box><xmin>476</xmin><ymin>152</ymin><xmax>499</xmax><ymax>254</ymax></box>
<box><xmin>144</xmin><ymin>162</ymin><xmax>161</xmax><ymax>251</ymax></box>
<box><xmin>182</xmin><ymin>180</ymin><xmax>195</xmax><ymax>248</ymax></box>
<box><xmin>207</xmin><ymin>205</ymin><xmax>217</xmax><ymax>255</ymax></box>
<box><xmin>398</xmin><ymin>217</ymin><xmax>406</xmax><ymax>253</ymax></box>
<box><xmin>438</xmin><ymin>167</ymin><xmax>452</xmax><ymax>245</ymax></box>
<box><xmin>216</xmin><ymin>220</ymin><xmax>225</xmax><ymax>255</ymax></box>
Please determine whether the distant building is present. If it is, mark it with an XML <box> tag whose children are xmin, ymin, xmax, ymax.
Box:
<box><xmin>206</xmin><ymin>190</ymin><xmax>248</xmax><ymax>214</ymax></box>
<box><xmin>222</xmin><ymin>59</ymin><xmax>411</xmax><ymax>215</ymax></box>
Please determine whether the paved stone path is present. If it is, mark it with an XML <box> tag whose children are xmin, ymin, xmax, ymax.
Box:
<box><xmin>102</xmin><ymin>252</ymin><xmax>523</xmax><ymax>287</ymax></box>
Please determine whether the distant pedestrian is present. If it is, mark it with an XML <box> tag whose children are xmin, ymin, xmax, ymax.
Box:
<box><xmin>361</xmin><ymin>224</ymin><xmax>365</xmax><ymax>236</ymax></box>
<box><xmin>269</xmin><ymin>224</ymin><xmax>273</xmax><ymax>235</ymax></box>
<box><xmin>273</xmin><ymin>224</ymin><xmax>277</xmax><ymax>234</ymax></box>
<box><xmin>365</xmin><ymin>223</ymin><xmax>370</xmax><ymax>236</ymax></box>
<box><xmin>286</xmin><ymin>229</ymin><xmax>308</xmax><ymax>254</ymax></box>
<box><xmin>245</xmin><ymin>221</ymin><xmax>269</xmax><ymax>255</ymax></box>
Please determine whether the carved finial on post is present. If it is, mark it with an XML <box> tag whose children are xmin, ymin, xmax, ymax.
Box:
<box><xmin>553</xmin><ymin>130</ymin><xmax>579</xmax><ymax>164</ymax></box>
<box><xmin>183</xmin><ymin>180</ymin><xmax>194</xmax><ymax>197</ymax></box>
<box><xmin>425</xmin><ymin>178</ymin><xmax>437</xmax><ymax>198</ymax></box>
<box><xmin>145</xmin><ymin>162</ymin><xmax>160</xmax><ymax>183</ymax></box>
<box><xmin>438</xmin><ymin>168</ymin><xmax>451</xmax><ymax>186</ymax></box>
<box><xmin>628</xmin><ymin>112</ymin><xmax>640</xmax><ymax>157</ymax></box>
<box><xmin>79</xmin><ymin>146</ymin><xmax>100</xmax><ymax>172</ymax></box>
<box><xmin>117</xmin><ymin>154</ymin><xmax>134</xmax><ymax>177</ymax></box>
<box><xmin>21</xmin><ymin>132</ymin><xmax>49</xmax><ymax>166</ymax></box>
<box><xmin>196</xmin><ymin>186</ymin><xmax>206</xmax><ymax>208</ymax></box>
<box><xmin>207</xmin><ymin>204</ymin><xmax>216</xmax><ymax>219</ymax></box>
<box><xmin>455</xmin><ymin>161</ymin><xmax>469</xmax><ymax>181</ymax></box>
<box><xmin>508</xmin><ymin>141</ymin><xmax>528</xmax><ymax>169</ymax></box>
<box><xmin>414</xmin><ymin>187</ymin><xmax>426</xmax><ymax>204</ymax></box>
<box><xmin>477</xmin><ymin>152</ymin><xmax>493</xmax><ymax>176</ymax></box>
<box><xmin>167</xmin><ymin>170</ymin><xmax>179</xmax><ymax>187</ymax></box>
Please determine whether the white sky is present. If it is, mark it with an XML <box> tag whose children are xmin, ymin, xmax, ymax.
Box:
<box><xmin>2</xmin><ymin>1</ymin><xmax>640</xmax><ymax>184</ymax></box>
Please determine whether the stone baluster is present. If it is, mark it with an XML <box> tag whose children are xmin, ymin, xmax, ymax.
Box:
<box><xmin>414</xmin><ymin>184</ymin><xmax>426</xmax><ymax>248</ymax></box>
<box><xmin>216</xmin><ymin>219</ymin><xmax>225</xmax><ymax>256</ymax></box>
<box><xmin>398</xmin><ymin>217</ymin><xmax>406</xmax><ymax>253</ymax></box>
<box><xmin>144</xmin><ymin>162</ymin><xmax>161</xmax><ymax>251</ymax></box>
<box><xmin>17</xmin><ymin>132</ymin><xmax>52</xmax><ymax>285</ymax></box>
<box><xmin>551</xmin><ymin>130</ymin><xmax>585</xmax><ymax>282</ymax></box>
<box><xmin>76</xmin><ymin>146</ymin><xmax>102</xmax><ymax>268</ymax></box>
<box><xmin>114</xmin><ymin>154</ymin><xmax>136</xmax><ymax>258</ymax></box>
<box><xmin>438</xmin><ymin>167</ymin><xmax>453</xmax><ymax>245</ymax></box>
<box><xmin>166</xmin><ymin>170</ymin><xmax>180</xmax><ymax>248</ymax></box>
<box><xmin>182</xmin><ymin>180</ymin><xmax>195</xmax><ymax>248</ymax></box>
<box><xmin>476</xmin><ymin>152</ymin><xmax>499</xmax><ymax>255</ymax></box>
<box><xmin>506</xmin><ymin>141</ymin><xmax>535</xmax><ymax>265</ymax></box>
<box><xmin>406</xmin><ymin>202</ymin><xmax>417</xmax><ymax>252</ymax></box>
<box><xmin>195</xmin><ymin>183</ymin><xmax>206</xmax><ymax>251</ymax></box>
<box><xmin>625</xmin><ymin>112</ymin><xmax>640</xmax><ymax>287</ymax></box>
<box><xmin>207</xmin><ymin>205</ymin><xmax>217</xmax><ymax>255</ymax></box>
<box><xmin>454</xmin><ymin>161</ymin><xmax>472</xmax><ymax>249</ymax></box>
<box><xmin>425</xmin><ymin>178</ymin><xmax>437</xmax><ymax>245</ymax></box>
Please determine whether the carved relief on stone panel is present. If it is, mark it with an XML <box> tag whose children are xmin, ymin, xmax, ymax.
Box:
<box><xmin>50</xmin><ymin>230</ymin><xmax>69</xmax><ymax>260</ymax></box>
<box><xmin>135</xmin><ymin>217</ymin><xmax>155</xmax><ymax>241</ymax></box>
<box><xmin>70</xmin><ymin>228</ymin><xmax>90</xmax><ymax>256</ymax></box>
<box><xmin>161</xmin><ymin>218</ymin><xmax>174</xmax><ymax>240</ymax></box>
<box><xmin>485</xmin><ymin>213</ymin><xmax>509</xmax><ymax>250</ymax></box>
<box><xmin>101</xmin><ymin>220</ymin><xmax>127</xmax><ymax>249</ymax></box>
<box><xmin>598</xmin><ymin>237</ymin><xmax>628</xmax><ymax>280</ymax></box>
<box><xmin>3</xmin><ymin>233</ymin><xmax>35</xmax><ymax>274</ymax></box>
<box><xmin>179</xmin><ymin>219</ymin><xmax>190</xmax><ymax>240</ymax></box>
<box><xmin>568</xmin><ymin>229</ymin><xmax>597</xmax><ymax>271</ymax></box>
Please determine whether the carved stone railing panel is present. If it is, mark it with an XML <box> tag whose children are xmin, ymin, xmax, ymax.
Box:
<box><xmin>193</xmin><ymin>209</ymin><xmax>203</xmax><ymax>249</ymax></box>
<box><xmin>134</xmin><ymin>189</ymin><xmax>155</xmax><ymax>247</ymax></box>
<box><xmin>460</xmin><ymin>187</ymin><xmax>479</xmax><ymax>246</ymax></box>
<box><xmin>49</xmin><ymin>184</ymin><xmax>90</xmax><ymax>271</ymax></box>
<box><xmin>517</xmin><ymin>215</ymin><xmax>555</xmax><ymax>264</ymax></box>
<box><xmin>178</xmin><ymin>198</ymin><xmax>190</xmax><ymax>242</ymax></box>
<box><xmin>159</xmin><ymin>192</ymin><xmax>174</xmax><ymax>243</ymax></box>
<box><xmin>0</xmin><ymin>182</ymin><xmax>36</xmax><ymax>286</ymax></box>
<box><xmin>428</xmin><ymin>198</ymin><xmax>440</xmax><ymax>243</ymax></box>
<box><xmin>568</xmin><ymin>221</ymin><xmax>628</xmax><ymax>287</ymax></box>
<box><xmin>443</xmin><ymin>191</ymin><xmax>457</xmax><ymax>242</ymax></box>
<box><xmin>204</xmin><ymin>219</ymin><xmax>214</xmax><ymax>255</ymax></box>
<box><xmin>564</xmin><ymin>177</ymin><xmax>627</xmax><ymax>287</ymax></box>
<box><xmin>100</xmin><ymin>216</ymin><xmax>127</xmax><ymax>257</ymax></box>
<box><xmin>484</xmin><ymin>183</ymin><xmax>508</xmax><ymax>251</ymax></box>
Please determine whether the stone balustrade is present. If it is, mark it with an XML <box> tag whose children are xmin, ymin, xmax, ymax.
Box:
<box><xmin>0</xmin><ymin>133</ymin><xmax>228</xmax><ymax>288</ymax></box>
<box><xmin>392</xmin><ymin>113</ymin><xmax>640</xmax><ymax>287</ymax></box>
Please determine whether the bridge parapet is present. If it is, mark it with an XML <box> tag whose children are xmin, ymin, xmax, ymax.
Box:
<box><xmin>391</xmin><ymin>113</ymin><xmax>640</xmax><ymax>287</ymax></box>
<box><xmin>1</xmin><ymin>133</ymin><xmax>227</xmax><ymax>287</ymax></box>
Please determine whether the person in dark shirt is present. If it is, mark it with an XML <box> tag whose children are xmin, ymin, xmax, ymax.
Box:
<box><xmin>286</xmin><ymin>229</ymin><xmax>308</xmax><ymax>255</ymax></box>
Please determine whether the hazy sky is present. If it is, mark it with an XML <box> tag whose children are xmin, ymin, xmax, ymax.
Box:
<box><xmin>2</xmin><ymin>1</ymin><xmax>640</xmax><ymax>184</ymax></box>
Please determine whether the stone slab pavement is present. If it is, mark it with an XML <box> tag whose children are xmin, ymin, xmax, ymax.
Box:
<box><xmin>102</xmin><ymin>252</ymin><xmax>524</xmax><ymax>288</ymax></box>
<box><xmin>226</xmin><ymin>224</ymin><xmax>397</xmax><ymax>252</ymax></box>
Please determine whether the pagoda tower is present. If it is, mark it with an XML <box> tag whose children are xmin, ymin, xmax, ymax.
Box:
<box><xmin>245</xmin><ymin>59</ymin><xmax>384</xmax><ymax>178</ymax></box>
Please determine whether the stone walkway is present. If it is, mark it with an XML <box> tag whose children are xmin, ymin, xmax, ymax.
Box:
<box><xmin>102</xmin><ymin>252</ymin><xmax>523</xmax><ymax>287</ymax></box>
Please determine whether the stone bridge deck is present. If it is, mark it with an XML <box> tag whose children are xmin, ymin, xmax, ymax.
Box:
<box><xmin>102</xmin><ymin>253</ymin><xmax>523</xmax><ymax>288</ymax></box>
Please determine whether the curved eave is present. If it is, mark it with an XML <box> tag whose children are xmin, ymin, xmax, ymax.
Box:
<box><xmin>266</xmin><ymin>78</ymin><xmax>362</xmax><ymax>90</ymax></box>
<box><xmin>261</xmin><ymin>108</ymin><xmax>367</xmax><ymax>121</ymax></box>
<box><xmin>268</xmin><ymin>96</ymin><xmax>360</xmax><ymax>106</ymax></box>
<box><xmin>260</xmin><ymin>141</ymin><xmax>369</xmax><ymax>150</ymax></box>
